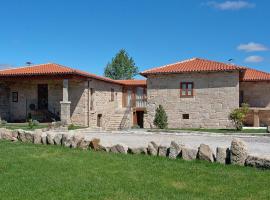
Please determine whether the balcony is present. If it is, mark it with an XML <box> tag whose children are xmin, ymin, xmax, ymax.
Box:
<box><xmin>135</xmin><ymin>98</ymin><xmax>147</xmax><ymax>108</ymax></box>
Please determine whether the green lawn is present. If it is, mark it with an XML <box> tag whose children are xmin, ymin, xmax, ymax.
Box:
<box><xmin>0</xmin><ymin>141</ymin><xmax>270</xmax><ymax>200</ymax></box>
<box><xmin>149</xmin><ymin>128</ymin><xmax>268</xmax><ymax>134</ymax></box>
<box><xmin>0</xmin><ymin>123</ymin><xmax>86</xmax><ymax>131</ymax></box>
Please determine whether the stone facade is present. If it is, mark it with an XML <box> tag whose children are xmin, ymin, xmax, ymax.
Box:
<box><xmin>70</xmin><ymin>78</ymin><xmax>124</xmax><ymax>128</ymax></box>
<box><xmin>0</xmin><ymin>79</ymin><xmax>62</xmax><ymax>122</ymax></box>
<box><xmin>240</xmin><ymin>82</ymin><xmax>270</xmax><ymax>126</ymax></box>
<box><xmin>240</xmin><ymin>82</ymin><xmax>270</xmax><ymax>108</ymax></box>
<box><xmin>0</xmin><ymin>78</ymin><xmax>127</xmax><ymax>129</ymax></box>
<box><xmin>144</xmin><ymin>71</ymin><xmax>239</xmax><ymax>129</ymax></box>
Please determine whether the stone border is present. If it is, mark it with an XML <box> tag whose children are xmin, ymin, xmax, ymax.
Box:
<box><xmin>0</xmin><ymin>128</ymin><xmax>269</xmax><ymax>169</ymax></box>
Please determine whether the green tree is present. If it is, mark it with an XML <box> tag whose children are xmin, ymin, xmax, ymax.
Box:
<box><xmin>104</xmin><ymin>49</ymin><xmax>138</xmax><ymax>80</ymax></box>
<box><xmin>229</xmin><ymin>103</ymin><xmax>250</xmax><ymax>131</ymax></box>
<box><xmin>154</xmin><ymin>105</ymin><xmax>168</xmax><ymax>129</ymax></box>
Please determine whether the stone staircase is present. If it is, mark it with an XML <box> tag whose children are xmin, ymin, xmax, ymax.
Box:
<box><xmin>105</xmin><ymin>108</ymin><xmax>131</xmax><ymax>131</ymax></box>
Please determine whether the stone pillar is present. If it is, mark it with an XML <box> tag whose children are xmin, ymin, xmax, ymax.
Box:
<box><xmin>60</xmin><ymin>79</ymin><xmax>71</xmax><ymax>124</ymax></box>
<box><xmin>253</xmin><ymin>110</ymin><xmax>260</xmax><ymax>127</ymax></box>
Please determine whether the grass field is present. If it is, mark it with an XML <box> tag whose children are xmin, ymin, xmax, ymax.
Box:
<box><xmin>0</xmin><ymin>141</ymin><xmax>270</xmax><ymax>200</ymax></box>
<box><xmin>0</xmin><ymin>123</ymin><xmax>85</xmax><ymax>131</ymax></box>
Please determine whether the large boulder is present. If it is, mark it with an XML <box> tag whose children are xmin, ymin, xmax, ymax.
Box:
<box><xmin>33</xmin><ymin>130</ymin><xmax>42</xmax><ymax>144</ymax></box>
<box><xmin>62</xmin><ymin>133</ymin><xmax>74</xmax><ymax>147</ymax></box>
<box><xmin>24</xmin><ymin>131</ymin><xmax>34</xmax><ymax>143</ymax></box>
<box><xmin>230</xmin><ymin>138</ymin><xmax>248</xmax><ymax>166</ymax></box>
<box><xmin>110</xmin><ymin>144</ymin><xmax>128</xmax><ymax>154</ymax></box>
<box><xmin>0</xmin><ymin>128</ymin><xmax>13</xmax><ymax>141</ymax></box>
<box><xmin>71</xmin><ymin>135</ymin><xmax>83</xmax><ymax>148</ymax></box>
<box><xmin>18</xmin><ymin>129</ymin><xmax>27</xmax><ymax>142</ymax></box>
<box><xmin>78</xmin><ymin>139</ymin><xmax>90</xmax><ymax>150</ymax></box>
<box><xmin>169</xmin><ymin>141</ymin><xmax>184</xmax><ymax>159</ymax></box>
<box><xmin>158</xmin><ymin>146</ymin><xmax>168</xmax><ymax>157</ymax></box>
<box><xmin>11</xmin><ymin>130</ymin><xmax>19</xmax><ymax>140</ymax></box>
<box><xmin>245</xmin><ymin>155</ymin><xmax>270</xmax><ymax>169</ymax></box>
<box><xmin>182</xmin><ymin>147</ymin><xmax>198</xmax><ymax>161</ymax></box>
<box><xmin>216</xmin><ymin>147</ymin><xmax>230</xmax><ymax>164</ymax></box>
<box><xmin>41</xmin><ymin>132</ymin><xmax>48</xmax><ymax>144</ymax></box>
<box><xmin>46</xmin><ymin>132</ymin><xmax>55</xmax><ymax>145</ymax></box>
<box><xmin>53</xmin><ymin>134</ymin><xmax>63</xmax><ymax>145</ymax></box>
<box><xmin>147</xmin><ymin>141</ymin><xmax>158</xmax><ymax>156</ymax></box>
<box><xmin>128</xmin><ymin>147</ymin><xmax>148</xmax><ymax>155</ymax></box>
<box><xmin>89</xmin><ymin>138</ymin><xmax>108</xmax><ymax>151</ymax></box>
<box><xmin>198</xmin><ymin>144</ymin><xmax>214</xmax><ymax>162</ymax></box>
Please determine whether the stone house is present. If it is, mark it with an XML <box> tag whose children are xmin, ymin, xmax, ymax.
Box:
<box><xmin>1</xmin><ymin>58</ymin><xmax>270</xmax><ymax>130</ymax></box>
<box><xmin>141</xmin><ymin>58</ymin><xmax>270</xmax><ymax>129</ymax></box>
<box><xmin>0</xmin><ymin>63</ymin><xmax>146</xmax><ymax>130</ymax></box>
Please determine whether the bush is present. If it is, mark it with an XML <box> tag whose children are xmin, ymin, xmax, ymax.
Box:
<box><xmin>68</xmin><ymin>124</ymin><xmax>76</xmax><ymax>130</ymax></box>
<box><xmin>229</xmin><ymin>103</ymin><xmax>249</xmax><ymax>131</ymax></box>
<box><xmin>0</xmin><ymin>120</ymin><xmax>7</xmax><ymax>126</ymax></box>
<box><xmin>33</xmin><ymin>120</ymin><xmax>39</xmax><ymax>126</ymax></box>
<box><xmin>154</xmin><ymin>105</ymin><xmax>168</xmax><ymax>129</ymax></box>
<box><xmin>28</xmin><ymin>119</ymin><xmax>34</xmax><ymax>129</ymax></box>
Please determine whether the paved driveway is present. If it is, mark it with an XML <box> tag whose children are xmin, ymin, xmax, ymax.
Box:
<box><xmin>80</xmin><ymin>130</ymin><xmax>270</xmax><ymax>157</ymax></box>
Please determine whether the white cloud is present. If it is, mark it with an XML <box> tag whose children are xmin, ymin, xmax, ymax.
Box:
<box><xmin>237</xmin><ymin>42</ymin><xmax>269</xmax><ymax>52</ymax></box>
<box><xmin>206</xmin><ymin>1</ymin><xmax>255</xmax><ymax>10</ymax></box>
<box><xmin>244</xmin><ymin>55</ymin><xmax>264</xmax><ymax>63</ymax></box>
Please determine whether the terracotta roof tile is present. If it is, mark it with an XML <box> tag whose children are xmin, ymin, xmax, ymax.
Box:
<box><xmin>0</xmin><ymin>63</ymin><xmax>122</xmax><ymax>84</ymax></box>
<box><xmin>115</xmin><ymin>79</ymin><xmax>146</xmax><ymax>86</ymax></box>
<box><xmin>242</xmin><ymin>68</ymin><xmax>270</xmax><ymax>81</ymax></box>
<box><xmin>140</xmin><ymin>58</ymin><xmax>246</xmax><ymax>76</ymax></box>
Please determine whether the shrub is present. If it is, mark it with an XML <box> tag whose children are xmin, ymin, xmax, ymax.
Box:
<box><xmin>131</xmin><ymin>125</ymin><xmax>140</xmax><ymax>129</ymax></box>
<box><xmin>0</xmin><ymin>120</ymin><xmax>7</xmax><ymax>126</ymax></box>
<box><xmin>229</xmin><ymin>103</ymin><xmax>250</xmax><ymax>131</ymax></box>
<box><xmin>28</xmin><ymin>119</ymin><xmax>34</xmax><ymax>129</ymax></box>
<box><xmin>68</xmin><ymin>124</ymin><xmax>76</xmax><ymax>130</ymax></box>
<box><xmin>154</xmin><ymin>105</ymin><xmax>168</xmax><ymax>129</ymax></box>
<box><xmin>33</xmin><ymin>120</ymin><xmax>39</xmax><ymax>126</ymax></box>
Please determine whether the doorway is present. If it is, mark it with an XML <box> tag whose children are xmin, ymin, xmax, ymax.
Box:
<box><xmin>136</xmin><ymin>111</ymin><xmax>144</xmax><ymax>128</ymax></box>
<box><xmin>97</xmin><ymin>114</ymin><xmax>102</xmax><ymax>127</ymax></box>
<box><xmin>38</xmin><ymin>84</ymin><xmax>48</xmax><ymax>110</ymax></box>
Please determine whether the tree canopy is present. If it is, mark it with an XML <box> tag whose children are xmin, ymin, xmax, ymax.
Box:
<box><xmin>104</xmin><ymin>49</ymin><xmax>139</xmax><ymax>80</ymax></box>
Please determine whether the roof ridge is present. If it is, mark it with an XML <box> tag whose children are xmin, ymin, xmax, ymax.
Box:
<box><xmin>141</xmin><ymin>58</ymin><xmax>197</xmax><ymax>74</ymax></box>
<box><xmin>0</xmin><ymin>62</ymin><xmax>56</xmax><ymax>72</ymax></box>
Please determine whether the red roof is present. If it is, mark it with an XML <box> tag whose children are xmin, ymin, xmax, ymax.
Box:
<box><xmin>141</xmin><ymin>58</ymin><xmax>246</xmax><ymax>76</ymax></box>
<box><xmin>0</xmin><ymin>63</ymin><xmax>146</xmax><ymax>85</ymax></box>
<box><xmin>116</xmin><ymin>79</ymin><xmax>146</xmax><ymax>86</ymax></box>
<box><xmin>242</xmin><ymin>68</ymin><xmax>270</xmax><ymax>81</ymax></box>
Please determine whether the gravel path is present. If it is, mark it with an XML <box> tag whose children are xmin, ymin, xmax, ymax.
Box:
<box><xmin>78</xmin><ymin>130</ymin><xmax>270</xmax><ymax>157</ymax></box>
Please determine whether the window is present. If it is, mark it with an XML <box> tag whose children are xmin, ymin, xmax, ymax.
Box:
<box><xmin>111</xmin><ymin>88</ymin><xmax>114</xmax><ymax>101</ymax></box>
<box><xmin>180</xmin><ymin>82</ymin><xmax>194</xmax><ymax>97</ymax></box>
<box><xmin>12</xmin><ymin>92</ymin><xmax>18</xmax><ymax>102</ymax></box>
<box><xmin>90</xmin><ymin>88</ymin><xmax>94</xmax><ymax>111</ymax></box>
<box><xmin>182</xmin><ymin>114</ymin><xmax>189</xmax><ymax>119</ymax></box>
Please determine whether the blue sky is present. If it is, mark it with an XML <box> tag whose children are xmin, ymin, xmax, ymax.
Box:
<box><xmin>0</xmin><ymin>0</ymin><xmax>269</xmax><ymax>77</ymax></box>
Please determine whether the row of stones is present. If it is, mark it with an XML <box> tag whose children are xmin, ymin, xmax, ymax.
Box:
<box><xmin>0</xmin><ymin>128</ymin><xmax>269</xmax><ymax>169</ymax></box>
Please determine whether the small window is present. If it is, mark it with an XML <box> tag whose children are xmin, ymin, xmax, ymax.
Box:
<box><xmin>12</xmin><ymin>92</ymin><xmax>18</xmax><ymax>102</ymax></box>
<box><xmin>182</xmin><ymin>114</ymin><xmax>189</xmax><ymax>119</ymax></box>
<box><xmin>111</xmin><ymin>88</ymin><xmax>114</xmax><ymax>101</ymax></box>
<box><xmin>180</xmin><ymin>82</ymin><xmax>194</xmax><ymax>97</ymax></box>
